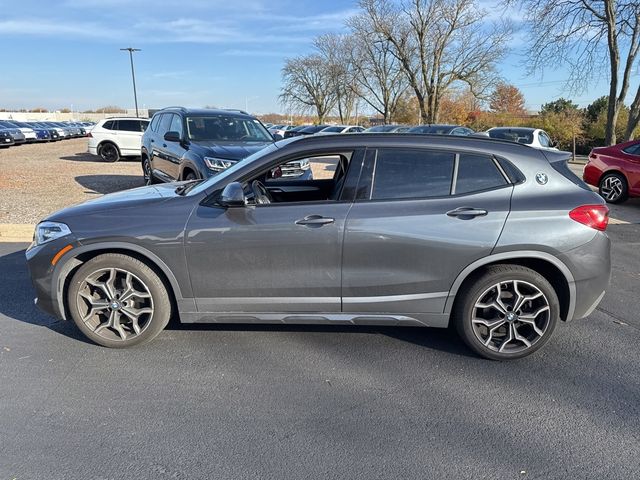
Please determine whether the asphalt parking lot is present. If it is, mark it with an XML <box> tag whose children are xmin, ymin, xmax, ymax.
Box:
<box><xmin>1</xmin><ymin>148</ymin><xmax>640</xmax><ymax>479</ymax></box>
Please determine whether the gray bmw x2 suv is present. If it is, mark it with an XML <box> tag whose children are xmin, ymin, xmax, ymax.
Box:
<box><xmin>26</xmin><ymin>134</ymin><xmax>611</xmax><ymax>360</ymax></box>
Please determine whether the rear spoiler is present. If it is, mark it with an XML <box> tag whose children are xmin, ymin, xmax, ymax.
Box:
<box><xmin>540</xmin><ymin>149</ymin><xmax>592</xmax><ymax>191</ymax></box>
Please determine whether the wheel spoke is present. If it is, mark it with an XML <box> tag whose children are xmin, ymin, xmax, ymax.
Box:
<box><xmin>518</xmin><ymin>318</ymin><xmax>545</xmax><ymax>336</ymax></box>
<box><xmin>519</xmin><ymin>305</ymin><xmax>550</xmax><ymax>320</ymax></box>
<box><xmin>81</xmin><ymin>301</ymin><xmax>110</xmax><ymax>323</ymax></box>
<box><xmin>512</xmin><ymin>324</ymin><xmax>532</xmax><ymax>347</ymax></box>
<box><xmin>120</xmin><ymin>272</ymin><xmax>151</xmax><ymax>302</ymax></box>
<box><xmin>498</xmin><ymin>323</ymin><xmax>515</xmax><ymax>352</ymax></box>
<box><xmin>85</xmin><ymin>278</ymin><xmax>111</xmax><ymax>299</ymax></box>
<box><xmin>112</xmin><ymin>312</ymin><xmax>128</xmax><ymax>340</ymax></box>
<box><xmin>104</xmin><ymin>268</ymin><xmax>117</xmax><ymax>300</ymax></box>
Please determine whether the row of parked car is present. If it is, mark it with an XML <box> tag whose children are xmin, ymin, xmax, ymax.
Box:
<box><xmin>0</xmin><ymin>120</ymin><xmax>94</xmax><ymax>148</ymax></box>
<box><xmin>265</xmin><ymin>123</ymin><xmax>558</xmax><ymax>151</ymax></box>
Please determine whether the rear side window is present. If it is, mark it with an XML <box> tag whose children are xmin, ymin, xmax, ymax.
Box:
<box><xmin>118</xmin><ymin>120</ymin><xmax>142</xmax><ymax>132</ymax></box>
<box><xmin>150</xmin><ymin>115</ymin><xmax>161</xmax><ymax>132</ymax></box>
<box><xmin>371</xmin><ymin>149</ymin><xmax>455</xmax><ymax>200</ymax></box>
<box><xmin>622</xmin><ymin>143</ymin><xmax>640</xmax><ymax>155</ymax></box>
<box><xmin>157</xmin><ymin>114</ymin><xmax>173</xmax><ymax>135</ymax></box>
<box><xmin>169</xmin><ymin>115</ymin><xmax>183</xmax><ymax>135</ymax></box>
<box><xmin>455</xmin><ymin>154</ymin><xmax>508</xmax><ymax>195</ymax></box>
<box><xmin>102</xmin><ymin>120</ymin><xmax>116</xmax><ymax>130</ymax></box>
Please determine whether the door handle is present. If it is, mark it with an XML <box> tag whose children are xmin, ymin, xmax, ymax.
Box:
<box><xmin>162</xmin><ymin>143</ymin><xmax>167</xmax><ymax>148</ymax></box>
<box><xmin>446</xmin><ymin>207</ymin><xmax>488</xmax><ymax>218</ymax></box>
<box><xmin>295</xmin><ymin>215</ymin><xmax>335</xmax><ymax>227</ymax></box>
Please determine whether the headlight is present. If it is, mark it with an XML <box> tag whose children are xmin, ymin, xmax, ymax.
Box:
<box><xmin>204</xmin><ymin>157</ymin><xmax>237</xmax><ymax>172</ymax></box>
<box><xmin>34</xmin><ymin>221</ymin><xmax>71</xmax><ymax>245</ymax></box>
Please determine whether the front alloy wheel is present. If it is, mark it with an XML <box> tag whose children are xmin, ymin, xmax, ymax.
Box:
<box><xmin>455</xmin><ymin>265</ymin><xmax>559</xmax><ymax>360</ymax></box>
<box><xmin>68</xmin><ymin>254</ymin><xmax>171</xmax><ymax>347</ymax></box>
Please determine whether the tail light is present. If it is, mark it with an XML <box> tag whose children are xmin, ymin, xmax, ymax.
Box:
<box><xmin>569</xmin><ymin>205</ymin><xmax>609</xmax><ymax>231</ymax></box>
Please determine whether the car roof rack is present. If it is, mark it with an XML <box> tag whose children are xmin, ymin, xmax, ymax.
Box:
<box><xmin>161</xmin><ymin>106</ymin><xmax>188</xmax><ymax>113</ymax></box>
<box><xmin>222</xmin><ymin>108</ymin><xmax>250</xmax><ymax>115</ymax></box>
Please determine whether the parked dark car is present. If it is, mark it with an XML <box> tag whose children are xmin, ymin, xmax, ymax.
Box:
<box><xmin>364</xmin><ymin>125</ymin><xmax>411</xmax><ymax>133</ymax></box>
<box><xmin>408</xmin><ymin>125</ymin><xmax>475</xmax><ymax>135</ymax></box>
<box><xmin>583</xmin><ymin>139</ymin><xmax>640</xmax><ymax>204</ymax></box>
<box><xmin>0</xmin><ymin>122</ymin><xmax>26</xmax><ymax>144</ymax></box>
<box><xmin>141</xmin><ymin>107</ymin><xmax>276</xmax><ymax>184</ymax></box>
<box><xmin>27</xmin><ymin>134</ymin><xmax>610</xmax><ymax>360</ymax></box>
<box><xmin>0</xmin><ymin>129</ymin><xmax>15</xmax><ymax>147</ymax></box>
<box><xmin>295</xmin><ymin>125</ymin><xmax>330</xmax><ymax>136</ymax></box>
<box><xmin>29</xmin><ymin>122</ymin><xmax>60</xmax><ymax>141</ymax></box>
<box><xmin>284</xmin><ymin>125</ymin><xmax>312</xmax><ymax>139</ymax></box>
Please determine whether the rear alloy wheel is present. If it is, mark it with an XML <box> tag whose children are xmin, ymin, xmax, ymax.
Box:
<box><xmin>454</xmin><ymin>265</ymin><xmax>559</xmax><ymax>360</ymax></box>
<box><xmin>99</xmin><ymin>143</ymin><xmax>120</xmax><ymax>163</ymax></box>
<box><xmin>599</xmin><ymin>172</ymin><xmax>628</xmax><ymax>204</ymax></box>
<box><xmin>142</xmin><ymin>157</ymin><xmax>156</xmax><ymax>185</ymax></box>
<box><xmin>67</xmin><ymin>254</ymin><xmax>171</xmax><ymax>348</ymax></box>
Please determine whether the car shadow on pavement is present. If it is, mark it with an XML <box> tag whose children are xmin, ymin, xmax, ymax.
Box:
<box><xmin>167</xmin><ymin>319</ymin><xmax>477</xmax><ymax>358</ymax></box>
<box><xmin>0</xmin><ymin>247</ymin><xmax>90</xmax><ymax>344</ymax></box>
<box><xmin>60</xmin><ymin>153</ymin><xmax>140</xmax><ymax>163</ymax></box>
<box><xmin>75</xmin><ymin>174</ymin><xmax>144</xmax><ymax>195</ymax></box>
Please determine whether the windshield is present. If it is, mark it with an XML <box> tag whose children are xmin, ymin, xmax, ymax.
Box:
<box><xmin>186</xmin><ymin>115</ymin><xmax>272</xmax><ymax>142</ymax></box>
<box><xmin>321</xmin><ymin>126</ymin><xmax>345</xmax><ymax>133</ymax></box>
<box><xmin>187</xmin><ymin>142</ymin><xmax>282</xmax><ymax>196</ymax></box>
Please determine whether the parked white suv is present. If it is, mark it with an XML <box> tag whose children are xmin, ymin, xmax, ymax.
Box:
<box><xmin>88</xmin><ymin>117</ymin><xmax>150</xmax><ymax>162</ymax></box>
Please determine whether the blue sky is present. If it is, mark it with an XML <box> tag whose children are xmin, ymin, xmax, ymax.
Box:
<box><xmin>0</xmin><ymin>0</ymin><xmax>638</xmax><ymax>114</ymax></box>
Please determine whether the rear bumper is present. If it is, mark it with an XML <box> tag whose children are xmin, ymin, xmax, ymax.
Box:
<box><xmin>558</xmin><ymin>231</ymin><xmax>611</xmax><ymax>320</ymax></box>
<box><xmin>583</xmin><ymin>162</ymin><xmax>603</xmax><ymax>187</ymax></box>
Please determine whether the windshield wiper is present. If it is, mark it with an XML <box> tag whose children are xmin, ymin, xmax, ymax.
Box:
<box><xmin>174</xmin><ymin>180</ymin><xmax>201</xmax><ymax>196</ymax></box>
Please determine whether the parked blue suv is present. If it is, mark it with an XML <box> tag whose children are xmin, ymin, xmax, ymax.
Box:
<box><xmin>141</xmin><ymin>107</ymin><xmax>312</xmax><ymax>184</ymax></box>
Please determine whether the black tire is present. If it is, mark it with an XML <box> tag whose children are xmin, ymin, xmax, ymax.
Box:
<box><xmin>142</xmin><ymin>157</ymin><xmax>157</xmax><ymax>185</ymax></box>
<box><xmin>183</xmin><ymin>171</ymin><xmax>197</xmax><ymax>181</ymax></box>
<box><xmin>99</xmin><ymin>142</ymin><xmax>120</xmax><ymax>163</ymax></box>
<box><xmin>599</xmin><ymin>172</ymin><xmax>628</xmax><ymax>204</ymax></box>
<box><xmin>453</xmin><ymin>265</ymin><xmax>559</xmax><ymax>360</ymax></box>
<box><xmin>67</xmin><ymin>253</ymin><xmax>171</xmax><ymax>348</ymax></box>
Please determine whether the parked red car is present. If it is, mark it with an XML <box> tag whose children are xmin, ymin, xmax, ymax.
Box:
<box><xmin>584</xmin><ymin>140</ymin><xmax>640</xmax><ymax>203</ymax></box>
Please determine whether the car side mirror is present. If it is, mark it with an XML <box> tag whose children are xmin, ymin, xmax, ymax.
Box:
<box><xmin>218</xmin><ymin>182</ymin><xmax>246</xmax><ymax>207</ymax></box>
<box><xmin>164</xmin><ymin>131</ymin><xmax>181</xmax><ymax>142</ymax></box>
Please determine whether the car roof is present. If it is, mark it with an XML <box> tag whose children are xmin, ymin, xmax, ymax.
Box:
<box><xmin>159</xmin><ymin>107</ymin><xmax>253</xmax><ymax>118</ymax></box>
<box><xmin>489</xmin><ymin>127</ymin><xmax>537</xmax><ymax>133</ymax></box>
<box><xmin>280</xmin><ymin>132</ymin><xmax>543</xmax><ymax>157</ymax></box>
<box><xmin>100</xmin><ymin>117</ymin><xmax>148</xmax><ymax>121</ymax></box>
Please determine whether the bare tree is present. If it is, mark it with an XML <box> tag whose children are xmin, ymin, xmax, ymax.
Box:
<box><xmin>359</xmin><ymin>0</ymin><xmax>511</xmax><ymax>124</ymax></box>
<box><xmin>279</xmin><ymin>55</ymin><xmax>337</xmax><ymax>123</ymax></box>
<box><xmin>510</xmin><ymin>0</ymin><xmax>640</xmax><ymax>144</ymax></box>
<box><xmin>314</xmin><ymin>34</ymin><xmax>360</xmax><ymax>124</ymax></box>
<box><xmin>347</xmin><ymin>13</ymin><xmax>408</xmax><ymax>123</ymax></box>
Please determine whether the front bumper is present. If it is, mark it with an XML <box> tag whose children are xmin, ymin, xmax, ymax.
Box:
<box><xmin>26</xmin><ymin>236</ymin><xmax>81</xmax><ymax>320</ymax></box>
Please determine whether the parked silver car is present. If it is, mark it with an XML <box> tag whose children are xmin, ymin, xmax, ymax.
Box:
<box><xmin>26</xmin><ymin>134</ymin><xmax>610</xmax><ymax>359</ymax></box>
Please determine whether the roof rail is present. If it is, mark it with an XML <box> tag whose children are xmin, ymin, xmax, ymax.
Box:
<box><xmin>160</xmin><ymin>106</ymin><xmax>188</xmax><ymax>112</ymax></box>
<box><xmin>222</xmin><ymin>108</ymin><xmax>250</xmax><ymax>115</ymax></box>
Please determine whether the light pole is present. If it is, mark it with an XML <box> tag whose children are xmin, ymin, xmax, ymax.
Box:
<box><xmin>120</xmin><ymin>47</ymin><xmax>141</xmax><ymax>117</ymax></box>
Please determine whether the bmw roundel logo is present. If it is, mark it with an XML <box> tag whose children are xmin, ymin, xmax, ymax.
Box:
<box><xmin>536</xmin><ymin>172</ymin><xmax>548</xmax><ymax>185</ymax></box>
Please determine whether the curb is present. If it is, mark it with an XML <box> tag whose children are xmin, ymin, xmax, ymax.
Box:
<box><xmin>0</xmin><ymin>224</ymin><xmax>34</xmax><ymax>243</ymax></box>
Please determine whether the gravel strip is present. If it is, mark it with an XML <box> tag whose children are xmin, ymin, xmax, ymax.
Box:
<box><xmin>0</xmin><ymin>139</ymin><xmax>143</xmax><ymax>224</ymax></box>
